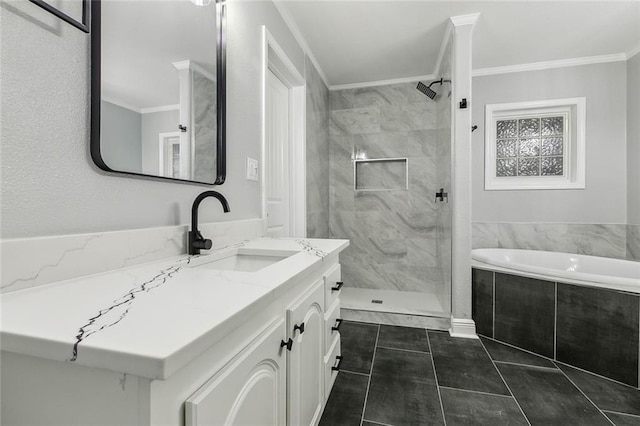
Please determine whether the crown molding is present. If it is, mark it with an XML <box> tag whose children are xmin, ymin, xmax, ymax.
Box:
<box><xmin>449</xmin><ymin>13</ymin><xmax>480</xmax><ymax>28</ymax></box>
<box><xmin>329</xmin><ymin>74</ymin><xmax>435</xmax><ymax>91</ymax></box>
<box><xmin>272</xmin><ymin>0</ymin><xmax>330</xmax><ymax>88</ymax></box>
<box><xmin>472</xmin><ymin>53</ymin><xmax>628</xmax><ymax>77</ymax></box>
<box><xmin>101</xmin><ymin>96</ymin><xmax>142</xmax><ymax>114</ymax></box>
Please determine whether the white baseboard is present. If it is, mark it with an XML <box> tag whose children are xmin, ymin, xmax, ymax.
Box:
<box><xmin>449</xmin><ymin>317</ymin><xmax>478</xmax><ymax>339</ymax></box>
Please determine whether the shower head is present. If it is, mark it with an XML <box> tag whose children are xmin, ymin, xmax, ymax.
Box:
<box><xmin>416</xmin><ymin>81</ymin><xmax>437</xmax><ymax>99</ymax></box>
<box><xmin>416</xmin><ymin>78</ymin><xmax>450</xmax><ymax>100</ymax></box>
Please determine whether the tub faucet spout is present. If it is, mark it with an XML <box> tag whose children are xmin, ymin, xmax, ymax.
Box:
<box><xmin>188</xmin><ymin>191</ymin><xmax>230</xmax><ymax>255</ymax></box>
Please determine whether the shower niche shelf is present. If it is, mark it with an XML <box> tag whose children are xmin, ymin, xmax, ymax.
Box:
<box><xmin>354</xmin><ymin>158</ymin><xmax>408</xmax><ymax>191</ymax></box>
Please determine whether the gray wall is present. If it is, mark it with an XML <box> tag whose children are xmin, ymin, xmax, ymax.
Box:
<box><xmin>305</xmin><ymin>56</ymin><xmax>329</xmax><ymax>238</ymax></box>
<box><xmin>141</xmin><ymin>109</ymin><xmax>179</xmax><ymax>176</ymax></box>
<box><xmin>471</xmin><ymin>61</ymin><xmax>628</xmax><ymax>224</ymax></box>
<box><xmin>328</xmin><ymin>83</ymin><xmax>446</xmax><ymax>297</ymax></box>
<box><xmin>101</xmin><ymin>101</ymin><xmax>142</xmax><ymax>173</ymax></box>
<box><xmin>0</xmin><ymin>0</ymin><xmax>304</xmax><ymax>239</ymax></box>
<box><xmin>627</xmin><ymin>53</ymin><xmax>640</xmax><ymax>226</ymax></box>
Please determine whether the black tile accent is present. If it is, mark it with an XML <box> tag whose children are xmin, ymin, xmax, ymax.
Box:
<box><xmin>319</xmin><ymin>372</ymin><xmax>369</xmax><ymax>426</ymax></box>
<box><xmin>497</xmin><ymin>362</ymin><xmax>611</xmax><ymax>425</ymax></box>
<box><xmin>428</xmin><ymin>331</ymin><xmax>510</xmax><ymax>396</ymax></box>
<box><xmin>363</xmin><ymin>347</ymin><xmax>444</xmax><ymax>425</ymax></box>
<box><xmin>440</xmin><ymin>388</ymin><xmax>528</xmax><ymax>425</ymax></box>
<box><xmin>603</xmin><ymin>411</ymin><xmax>640</xmax><ymax>426</ymax></box>
<box><xmin>557</xmin><ymin>362</ymin><xmax>640</xmax><ymax>416</ymax></box>
<box><xmin>339</xmin><ymin>321</ymin><xmax>379</xmax><ymax>374</ymax></box>
<box><xmin>377</xmin><ymin>324</ymin><xmax>429</xmax><ymax>352</ymax></box>
<box><xmin>472</xmin><ymin>268</ymin><xmax>494</xmax><ymax>337</ymax></box>
<box><xmin>480</xmin><ymin>336</ymin><xmax>557</xmax><ymax>369</ymax></box>
<box><xmin>556</xmin><ymin>283</ymin><xmax>639</xmax><ymax>387</ymax></box>
<box><xmin>494</xmin><ymin>273</ymin><xmax>555</xmax><ymax>358</ymax></box>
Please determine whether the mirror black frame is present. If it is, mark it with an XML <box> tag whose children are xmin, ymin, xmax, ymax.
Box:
<box><xmin>90</xmin><ymin>0</ymin><xmax>226</xmax><ymax>185</ymax></box>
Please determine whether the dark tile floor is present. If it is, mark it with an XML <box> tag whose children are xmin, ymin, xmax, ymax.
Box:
<box><xmin>320</xmin><ymin>321</ymin><xmax>640</xmax><ymax>426</ymax></box>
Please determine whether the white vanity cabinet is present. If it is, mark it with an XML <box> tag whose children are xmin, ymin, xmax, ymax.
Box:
<box><xmin>286</xmin><ymin>280</ymin><xmax>325</xmax><ymax>426</ymax></box>
<box><xmin>0</xmin><ymin>239</ymin><xmax>348</xmax><ymax>426</ymax></box>
<box><xmin>184</xmin><ymin>317</ymin><xmax>287</xmax><ymax>426</ymax></box>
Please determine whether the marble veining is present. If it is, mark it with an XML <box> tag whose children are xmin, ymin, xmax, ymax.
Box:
<box><xmin>0</xmin><ymin>219</ymin><xmax>264</xmax><ymax>294</ymax></box>
<box><xmin>472</xmin><ymin>222</ymin><xmax>631</xmax><ymax>260</ymax></box>
<box><xmin>71</xmin><ymin>258</ymin><xmax>192</xmax><ymax>361</ymax></box>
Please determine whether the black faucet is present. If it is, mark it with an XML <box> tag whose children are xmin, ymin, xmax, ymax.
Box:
<box><xmin>188</xmin><ymin>191</ymin><xmax>230</xmax><ymax>255</ymax></box>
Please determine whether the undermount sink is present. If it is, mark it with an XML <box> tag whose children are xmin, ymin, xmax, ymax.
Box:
<box><xmin>192</xmin><ymin>248</ymin><xmax>298</xmax><ymax>272</ymax></box>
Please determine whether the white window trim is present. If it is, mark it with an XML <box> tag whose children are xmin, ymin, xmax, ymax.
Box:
<box><xmin>484</xmin><ymin>97</ymin><xmax>586</xmax><ymax>190</ymax></box>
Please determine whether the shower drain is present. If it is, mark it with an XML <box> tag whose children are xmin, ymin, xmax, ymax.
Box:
<box><xmin>371</xmin><ymin>299</ymin><xmax>383</xmax><ymax>304</ymax></box>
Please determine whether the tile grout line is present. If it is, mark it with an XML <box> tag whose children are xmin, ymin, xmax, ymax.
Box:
<box><xmin>438</xmin><ymin>385</ymin><xmax>515</xmax><ymax>399</ymax></box>
<box><xmin>478</xmin><ymin>337</ymin><xmax>532</xmax><ymax>426</ymax></box>
<box><xmin>375</xmin><ymin>345</ymin><xmax>430</xmax><ymax>355</ymax></box>
<box><xmin>554</xmin><ymin>359</ymin><xmax>640</xmax><ymax>391</ymax></box>
<box><xmin>552</xmin><ymin>360</ymin><xmax>616</xmax><ymax>425</ymax></box>
<box><xmin>359</xmin><ymin>324</ymin><xmax>380</xmax><ymax>426</ymax></box>
<box><xmin>338</xmin><ymin>369</ymin><xmax>371</xmax><ymax>377</ymax></box>
<box><xmin>493</xmin><ymin>360</ymin><xmax>558</xmax><ymax>371</ymax></box>
<box><xmin>361</xmin><ymin>419</ymin><xmax>394</xmax><ymax>426</ymax></box>
<box><xmin>426</xmin><ymin>330</ymin><xmax>447</xmax><ymax>426</ymax></box>
<box><xmin>554</xmin><ymin>281</ymin><xmax>557</xmax><ymax>360</ymax></box>
<box><xmin>602</xmin><ymin>410</ymin><xmax>640</xmax><ymax>419</ymax></box>
<box><xmin>492</xmin><ymin>271</ymin><xmax>496</xmax><ymax>338</ymax></box>
<box><xmin>480</xmin><ymin>335</ymin><xmax>557</xmax><ymax>366</ymax></box>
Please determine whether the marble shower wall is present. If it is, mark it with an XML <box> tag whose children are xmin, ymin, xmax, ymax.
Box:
<box><xmin>306</xmin><ymin>56</ymin><xmax>330</xmax><ymax>238</ymax></box>
<box><xmin>192</xmin><ymin>69</ymin><xmax>217</xmax><ymax>183</ymax></box>
<box><xmin>329</xmin><ymin>82</ymin><xmax>451</xmax><ymax>298</ymax></box>
<box><xmin>472</xmin><ymin>222</ymin><xmax>639</xmax><ymax>260</ymax></box>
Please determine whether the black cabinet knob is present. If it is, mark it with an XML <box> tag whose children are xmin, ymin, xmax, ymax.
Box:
<box><xmin>331</xmin><ymin>355</ymin><xmax>343</xmax><ymax>371</ymax></box>
<box><xmin>331</xmin><ymin>281</ymin><xmax>344</xmax><ymax>292</ymax></box>
<box><xmin>294</xmin><ymin>322</ymin><xmax>305</xmax><ymax>335</ymax></box>
<box><xmin>280</xmin><ymin>338</ymin><xmax>293</xmax><ymax>351</ymax></box>
<box><xmin>331</xmin><ymin>318</ymin><xmax>343</xmax><ymax>332</ymax></box>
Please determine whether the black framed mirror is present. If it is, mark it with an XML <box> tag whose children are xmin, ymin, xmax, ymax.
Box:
<box><xmin>91</xmin><ymin>0</ymin><xmax>226</xmax><ymax>185</ymax></box>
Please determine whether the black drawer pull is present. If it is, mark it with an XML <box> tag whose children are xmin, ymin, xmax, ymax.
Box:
<box><xmin>280</xmin><ymin>338</ymin><xmax>293</xmax><ymax>351</ymax></box>
<box><xmin>331</xmin><ymin>355</ymin><xmax>343</xmax><ymax>371</ymax></box>
<box><xmin>294</xmin><ymin>322</ymin><xmax>305</xmax><ymax>335</ymax></box>
<box><xmin>331</xmin><ymin>281</ymin><xmax>344</xmax><ymax>292</ymax></box>
<box><xmin>331</xmin><ymin>318</ymin><xmax>343</xmax><ymax>332</ymax></box>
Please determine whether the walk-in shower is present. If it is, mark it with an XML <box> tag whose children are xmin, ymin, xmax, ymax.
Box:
<box><xmin>328</xmin><ymin>37</ymin><xmax>455</xmax><ymax>327</ymax></box>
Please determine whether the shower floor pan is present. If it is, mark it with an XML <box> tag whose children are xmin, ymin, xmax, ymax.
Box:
<box><xmin>340</xmin><ymin>288</ymin><xmax>446</xmax><ymax>317</ymax></box>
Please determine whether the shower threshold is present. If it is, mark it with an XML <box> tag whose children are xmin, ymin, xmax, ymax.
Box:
<box><xmin>340</xmin><ymin>288</ymin><xmax>448</xmax><ymax>318</ymax></box>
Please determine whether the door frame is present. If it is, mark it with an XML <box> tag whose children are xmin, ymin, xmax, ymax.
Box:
<box><xmin>262</xmin><ymin>26</ymin><xmax>306</xmax><ymax>238</ymax></box>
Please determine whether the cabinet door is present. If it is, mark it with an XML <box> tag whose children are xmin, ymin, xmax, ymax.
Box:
<box><xmin>185</xmin><ymin>317</ymin><xmax>287</xmax><ymax>426</ymax></box>
<box><xmin>287</xmin><ymin>280</ymin><xmax>325</xmax><ymax>426</ymax></box>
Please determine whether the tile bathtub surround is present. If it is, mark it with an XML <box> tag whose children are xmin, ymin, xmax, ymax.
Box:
<box><xmin>494</xmin><ymin>273</ymin><xmax>556</xmax><ymax>358</ymax></box>
<box><xmin>472</xmin><ymin>267</ymin><xmax>640</xmax><ymax>388</ymax></box>
<box><xmin>321</xmin><ymin>321</ymin><xmax>640</xmax><ymax>425</ymax></box>
<box><xmin>306</xmin><ymin>56</ymin><xmax>330</xmax><ymax>238</ymax></box>
<box><xmin>472</xmin><ymin>222</ymin><xmax>631</xmax><ymax>259</ymax></box>
<box><xmin>329</xmin><ymin>82</ymin><xmax>452</xmax><ymax>305</ymax></box>
<box><xmin>556</xmin><ymin>283</ymin><xmax>639</xmax><ymax>386</ymax></box>
<box><xmin>0</xmin><ymin>218</ymin><xmax>265</xmax><ymax>293</ymax></box>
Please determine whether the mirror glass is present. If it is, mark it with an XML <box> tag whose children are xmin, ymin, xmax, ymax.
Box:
<box><xmin>91</xmin><ymin>0</ymin><xmax>225</xmax><ymax>185</ymax></box>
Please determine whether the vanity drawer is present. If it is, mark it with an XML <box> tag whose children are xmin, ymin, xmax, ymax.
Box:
<box><xmin>324</xmin><ymin>299</ymin><xmax>341</xmax><ymax>356</ymax></box>
<box><xmin>323</xmin><ymin>264</ymin><xmax>342</xmax><ymax>309</ymax></box>
<box><xmin>324</xmin><ymin>334</ymin><xmax>342</xmax><ymax>398</ymax></box>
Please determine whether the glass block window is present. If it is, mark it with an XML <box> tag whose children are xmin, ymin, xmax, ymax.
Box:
<box><xmin>485</xmin><ymin>98</ymin><xmax>586</xmax><ymax>190</ymax></box>
<box><xmin>495</xmin><ymin>116</ymin><xmax>565</xmax><ymax>178</ymax></box>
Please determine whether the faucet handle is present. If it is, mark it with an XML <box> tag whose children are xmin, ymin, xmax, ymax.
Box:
<box><xmin>192</xmin><ymin>238</ymin><xmax>212</xmax><ymax>251</ymax></box>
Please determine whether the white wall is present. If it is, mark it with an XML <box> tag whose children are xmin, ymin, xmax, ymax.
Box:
<box><xmin>628</xmin><ymin>53</ymin><xmax>640</xmax><ymax>226</ymax></box>
<box><xmin>0</xmin><ymin>0</ymin><xmax>304</xmax><ymax>239</ymax></box>
<box><xmin>471</xmin><ymin>61</ymin><xmax>628</xmax><ymax>224</ymax></box>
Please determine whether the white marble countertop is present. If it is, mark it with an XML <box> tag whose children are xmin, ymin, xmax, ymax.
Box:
<box><xmin>0</xmin><ymin>237</ymin><xmax>349</xmax><ymax>380</ymax></box>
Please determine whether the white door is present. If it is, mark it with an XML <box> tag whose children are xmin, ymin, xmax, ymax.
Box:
<box><xmin>287</xmin><ymin>281</ymin><xmax>325</xmax><ymax>426</ymax></box>
<box><xmin>265</xmin><ymin>69</ymin><xmax>291</xmax><ymax>237</ymax></box>
<box><xmin>184</xmin><ymin>317</ymin><xmax>287</xmax><ymax>426</ymax></box>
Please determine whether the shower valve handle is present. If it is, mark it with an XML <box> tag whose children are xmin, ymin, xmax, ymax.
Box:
<box><xmin>435</xmin><ymin>188</ymin><xmax>448</xmax><ymax>202</ymax></box>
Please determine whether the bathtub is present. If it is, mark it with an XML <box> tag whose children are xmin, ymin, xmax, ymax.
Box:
<box><xmin>470</xmin><ymin>248</ymin><xmax>640</xmax><ymax>387</ymax></box>
<box><xmin>472</xmin><ymin>248</ymin><xmax>640</xmax><ymax>294</ymax></box>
